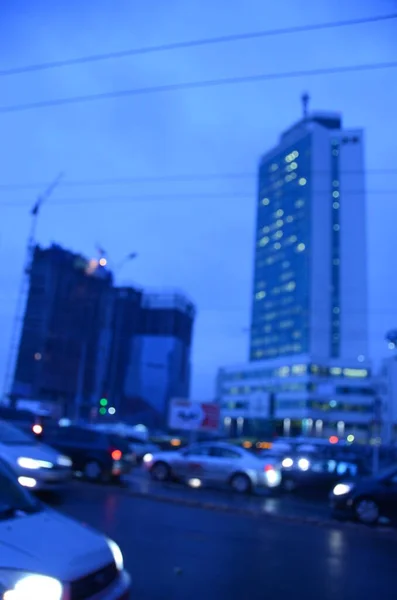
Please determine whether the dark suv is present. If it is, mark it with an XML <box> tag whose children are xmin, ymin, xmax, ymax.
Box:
<box><xmin>41</xmin><ymin>425</ymin><xmax>136</xmax><ymax>483</ymax></box>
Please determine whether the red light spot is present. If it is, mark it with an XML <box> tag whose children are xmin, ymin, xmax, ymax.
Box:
<box><xmin>329</xmin><ymin>436</ymin><xmax>339</xmax><ymax>444</ymax></box>
<box><xmin>264</xmin><ymin>464</ymin><xmax>274</xmax><ymax>472</ymax></box>
<box><xmin>111</xmin><ymin>449</ymin><xmax>122</xmax><ymax>461</ymax></box>
<box><xmin>32</xmin><ymin>424</ymin><xmax>43</xmax><ymax>435</ymax></box>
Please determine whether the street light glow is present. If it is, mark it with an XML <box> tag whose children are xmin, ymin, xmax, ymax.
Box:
<box><xmin>99</xmin><ymin>257</ymin><xmax>107</xmax><ymax>266</ymax></box>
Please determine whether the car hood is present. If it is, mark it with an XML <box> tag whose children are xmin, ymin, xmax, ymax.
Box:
<box><xmin>0</xmin><ymin>442</ymin><xmax>61</xmax><ymax>465</ymax></box>
<box><xmin>0</xmin><ymin>508</ymin><xmax>113</xmax><ymax>580</ymax></box>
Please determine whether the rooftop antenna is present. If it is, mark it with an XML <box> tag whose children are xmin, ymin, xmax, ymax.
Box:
<box><xmin>301</xmin><ymin>92</ymin><xmax>310</xmax><ymax>119</ymax></box>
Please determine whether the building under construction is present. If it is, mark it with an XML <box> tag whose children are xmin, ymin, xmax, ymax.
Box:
<box><xmin>9</xmin><ymin>243</ymin><xmax>196</xmax><ymax>426</ymax></box>
<box><xmin>11</xmin><ymin>244</ymin><xmax>113</xmax><ymax>418</ymax></box>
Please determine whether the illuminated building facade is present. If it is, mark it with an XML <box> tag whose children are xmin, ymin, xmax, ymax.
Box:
<box><xmin>250</xmin><ymin>111</ymin><xmax>368</xmax><ymax>361</ymax></box>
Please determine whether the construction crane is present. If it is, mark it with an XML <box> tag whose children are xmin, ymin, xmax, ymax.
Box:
<box><xmin>2</xmin><ymin>173</ymin><xmax>64</xmax><ymax>406</ymax></box>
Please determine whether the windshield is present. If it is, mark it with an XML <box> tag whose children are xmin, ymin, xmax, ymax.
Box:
<box><xmin>0</xmin><ymin>459</ymin><xmax>41</xmax><ymax>518</ymax></box>
<box><xmin>0</xmin><ymin>420</ymin><xmax>35</xmax><ymax>445</ymax></box>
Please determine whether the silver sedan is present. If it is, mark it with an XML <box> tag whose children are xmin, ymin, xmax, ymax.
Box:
<box><xmin>143</xmin><ymin>441</ymin><xmax>282</xmax><ymax>493</ymax></box>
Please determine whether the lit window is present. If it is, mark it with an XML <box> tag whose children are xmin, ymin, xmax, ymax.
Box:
<box><xmin>333</xmin><ymin>202</ymin><xmax>339</xmax><ymax>209</ymax></box>
<box><xmin>342</xmin><ymin>368</ymin><xmax>368</xmax><ymax>378</ymax></box>
<box><xmin>296</xmin><ymin>243</ymin><xmax>305</xmax><ymax>252</ymax></box>
<box><xmin>333</xmin><ymin>191</ymin><xmax>340</xmax><ymax>198</ymax></box>
<box><xmin>270</xmin><ymin>163</ymin><xmax>278</xmax><ymax>172</ymax></box>
<box><xmin>262</xmin><ymin>197</ymin><xmax>270</xmax><ymax>206</ymax></box>
<box><xmin>333</xmin><ymin>180</ymin><xmax>339</xmax><ymax>187</ymax></box>
<box><xmin>276</xmin><ymin>219</ymin><xmax>284</xmax><ymax>227</ymax></box>
<box><xmin>292</xmin><ymin>151</ymin><xmax>299</xmax><ymax>159</ymax></box>
<box><xmin>330</xmin><ymin>367</ymin><xmax>342</xmax><ymax>376</ymax></box>
<box><xmin>333</xmin><ymin>224</ymin><xmax>340</xmax><ymax>232</ymax></box>
<box><xmin>274</xmin><ymin>242</ymin><xmax>281</xmax><ymax>250</ymax></box>
<box><xmin>287</xmin><ymin>235</ymin><xmax>297</xmax><ymax>244</ymax></box>
<box><xmin>262</xmin><ymin>226</ymin><xmax>270</xmax><ymax>233</ymax></box>
<box><xmin>259</xmin><ymin>236</ymin><xmax>269</xmax><ymax>246</ymax></box>
<box><xmin>289</xmin><ymin>161</ymin><xmax>298</xmax><ymax>170</ymax></box>
<box><xmin>255</xmin><ymin>291</ymin><xmax>266</xmax><ymax>300</ymax></box>
<box><xmin>286</xmin><ymin>215</ymin><xmax>293</xmax><ymax>223</ymax></box>
<box><xmin>285</xmin><ymin>281</ymin><xmax>296</xmax><ymax>291</ymax></box>
<box><xmin>276</xmin><ymin>209</ymin><xmax>284</xmax><ymax>217</ymax></box>
<box><xmin>295</xmin><ymin>199</ymin><xmax>304</xmax><ymax>208</ymax></box>
<box><xmin>285</xmin><ymin>173</ymin><xmax>297</xmax><ymax>182</ymax></box>
<box><xmin>298</xmin><ymin>177</ymin><xmax>307</xmax><ymax>186</ymax></box>
<box><xmin>285</xmin><ymin>154</ymin><xmax>293</xmax><ymax>163</ymax></box>
<box><xmin>274</xmin><ymin>230</ymin><xmax>283</xmax><ymax>239</ymax></box>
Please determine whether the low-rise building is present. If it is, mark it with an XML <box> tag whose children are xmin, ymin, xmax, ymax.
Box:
<box><xmin>216</xmin><ymin>354</ymin><xmax>377</xmax><ymax>442</ymax></box>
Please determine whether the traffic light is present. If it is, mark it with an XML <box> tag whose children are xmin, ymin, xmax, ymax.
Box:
<box><xmin>99</xmin><ymin>397</ymin><xmax>108</xmax><ymax>416</ymax></box>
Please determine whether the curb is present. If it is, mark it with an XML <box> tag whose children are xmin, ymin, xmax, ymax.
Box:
<box><xmin>123</xmin><ymin>484</ymin><xmax>397</xmax><ymax>538</ymax></box>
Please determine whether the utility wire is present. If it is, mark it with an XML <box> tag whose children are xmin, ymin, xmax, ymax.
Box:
<box><xmin>0</xmin><ymin>169</ymin><xmax>396</xmax><ymax>193</ymax></box>
<box><xmin>1</xmin><ymin>60</ymin><xmax>396</xmax><ymax>114</ymax></box>
<box><xmin>1</xmin><ymin>189</ymin><xmax>396</xmax><ymax>209</ymax></box>
<box><xmin>1</xmin><ymin>13</ymin><xmax>395</xmax><ymax>77</ymax></box>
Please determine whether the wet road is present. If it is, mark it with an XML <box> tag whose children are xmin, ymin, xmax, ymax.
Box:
<box><xmin>126</xmin><ymin>469</ymin><xmax>332</xmax><ymax>520</ymax></box>
<box><xmin>59</xmin><ymin>483</ymin><xmax>397</xmax><ymax>600</ymax></box>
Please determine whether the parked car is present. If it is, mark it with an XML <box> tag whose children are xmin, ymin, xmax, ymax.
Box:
<box><xmin>41</xmin><ymin>425</ymin><xmax>136</xmax><ymax>483</ymax></box>
<box><xmin>281</xmin><ymin>453</ymin><xmax>370</xmax><ymax>493</ymax></box>
<box><xmin>0</xmin><ymin>457</ymin><xmax>131</xmax><ymax>599</ymax></box>
<box><xmin>0</xmin><ymin>419</ymin><xmax>72</xmax><ymax>492</ymax></box>
<box><xmin>143</xmin><ymin>441</ymin><xmax>282</xmax><ymax>493</ymax></box>
<box><xmin>330</xmin><ymin>464</ymin><xmax>397</xmax><ymax>525</ymax></box>
<box><xmin>122</xmin><ymin>436</ymin><xmax>160</xmax><ymax>463</ymax></box>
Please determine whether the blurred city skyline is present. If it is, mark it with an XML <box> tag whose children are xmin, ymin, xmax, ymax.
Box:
<box><xmin>1</xmin><ymin>0</ymin><xmax>397</xmax><ymax>400</ymax></box>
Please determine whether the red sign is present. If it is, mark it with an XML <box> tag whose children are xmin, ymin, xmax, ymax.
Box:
<box><xmin>201</xmin><ymin>403</ymin><xmax>220</xmax><ymax>431</ymax></box>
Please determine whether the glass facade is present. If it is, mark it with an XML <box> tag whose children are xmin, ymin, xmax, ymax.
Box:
<box><xmin>250</xmin><ymin>135</ymin><xmax>312</xmax><ymax>360</ymax></box>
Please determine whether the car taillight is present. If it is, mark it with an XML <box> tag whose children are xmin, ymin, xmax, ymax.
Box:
<box><xmin>264</xmin><ymin>464</ymin><xmax>274</xmax><ymax>472</ymax></box>
<box><xmin>110</xmin><ymin>448</ymin><xmax>122</xmax><ymax>461</ymax></box>
<box><xmin>32</xmin><ymin>424</ymin><xmax>43</xmax><ymax>435</ymax></box>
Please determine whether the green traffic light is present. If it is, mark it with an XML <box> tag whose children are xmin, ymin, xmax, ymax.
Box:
<box><xmin>100</xmin><ymin>398</ymin><xmax>108</xmax><ymax>407</ymax></box>
<box><xmin>99</xmin><ymin>407</ymin><xmax>107</xmax><ymax>415</ymax></box>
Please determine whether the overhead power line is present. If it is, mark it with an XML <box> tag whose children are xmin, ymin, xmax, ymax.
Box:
<box><xmin>0</xmin><ymin>169</ymin><xmax>396</xmax><ymax>193</ymax></box>
<box><xmin>1</xmin><ymin>13</ymin><xmax>395</xmax><ymax>77</ymax></box>
<box><xmin>1</xmin><ymin>189</ymin><xmax>397</xmax><ymax>209</ymax></box>
<box><xmin>1</xmin><ymin>60</ymin><xmax>396</xmax><ymax>114</ymax></box>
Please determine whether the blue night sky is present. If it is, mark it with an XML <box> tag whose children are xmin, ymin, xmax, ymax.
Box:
<box><xmin>0</xmin><ymin>0</ymin><xmax>396</xmax><ymax>400</ymax></box>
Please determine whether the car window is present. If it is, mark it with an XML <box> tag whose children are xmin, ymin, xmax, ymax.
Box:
<box><xmin>109</xmin><ymin>435</ymin><xmax>132</xmax><ymax>453</ymax></box>
<box><xmin>185</xmin><ymin>445</ymin><xmax>210</xmax><ymax>456</ymax></box>
<box><xmin>210</xmin><ymin>447</ymin><xmax>241</xmax><ymax>459</ymax></box>
<box><xmin>0</xmin><ymin>420</ymin><xmax>35</xmax><ymax>445</ymax></box>
<box><xmin>53</xmin><ymin>427</ymin><xmax>100</xmax><ymax>443</ymax></box>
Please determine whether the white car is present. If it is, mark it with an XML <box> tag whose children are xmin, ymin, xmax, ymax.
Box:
<box><xmin>0</xmin><ymin>458</ymin><xmax>131</xmax><ymax>599</ymax></box>
<box><xmin>0</xmin><ymin>419</ymin><xmax>72</xmax><ymax>491</ymax></box>
<box><xmin>143</xmin><ymin>441</ymin><xmax>282</xmax><ymax>493</ymax></box>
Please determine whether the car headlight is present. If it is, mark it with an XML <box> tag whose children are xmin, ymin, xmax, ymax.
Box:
<box><xmin>57</xmin><ymin>455</ymin><xmax>72</xmax><ymax>467</ymax></box>
<box><xmin>17</xmin><ymin>457</ymin><xmax>53</xmax><ymax>470</ymax></box>
<box><xmin>107</xmin><ymin>538</ymin><xmax>124</xmax><ymax>571</ymax></box>
<box><xmin>282</xmin><ymin>457</ymin><xmax>294</xmax><ymax>468</ymax></box>
<box><xmin>143</xmin><ymin>453</ymin><xmax>153</xmax><ymax>463</ymax></box>
<box><xmin>0</xmin><ymin>571</ymin><xmax>62</xmax><ymax>600</ymax></box>
<box><xmin>333</xmin><ymin>483</ymin><xmax>354</xmax><ymax>496</ymax></box>
<box><xmin>297</xmin><ymin>458</ymin><xmax>310</xmax><ymax>471</ymax></box>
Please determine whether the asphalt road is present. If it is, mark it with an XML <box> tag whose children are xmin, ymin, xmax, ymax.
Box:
<box><xmin>58</xmin><ymin>483</ymin><xmax>397</xmax><ymax>600</ymax></box>
<box><xmin>125</xmin><ymin>468</ymin><xmax>340</xmax><ymax>520</ymax></box>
